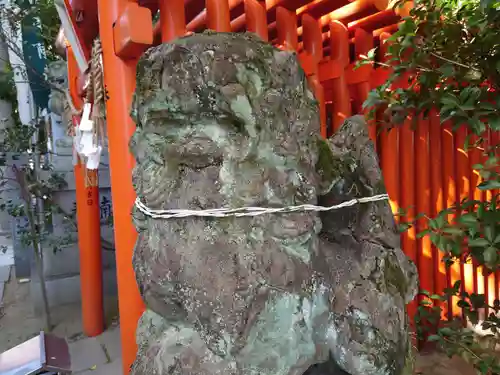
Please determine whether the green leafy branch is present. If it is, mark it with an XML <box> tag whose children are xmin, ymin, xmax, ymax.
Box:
<box><xmin>362</xmin><ymin>0</ymin><xmax>500</xmax><ymax>372</ymax></box>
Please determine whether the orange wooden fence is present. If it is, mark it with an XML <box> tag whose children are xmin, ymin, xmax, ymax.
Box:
<box><xmin>64</xmin><ymin>0</ymin><xmax>499</xmax><ymax>372</ymax></box>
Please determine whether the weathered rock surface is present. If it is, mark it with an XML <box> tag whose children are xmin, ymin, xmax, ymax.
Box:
<box><xmin>46</xmin><ymin>60</ymin><xmax>73</xmax><ymax>150</ymax></box>
<box><xmin>129</xmin><ymin>31</ymin><xmax>418</xmax><ymax>375</ymax></box>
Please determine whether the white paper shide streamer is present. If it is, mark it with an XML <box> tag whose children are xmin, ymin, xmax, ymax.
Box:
<box><xmin>135</xmin><ymin>193</ymin><xmax>390</xmax><ymax>219</ymax></box>
<box><xmin>74</xmin><ymin>102</ymin><xmax>102</xmax><ymax>170</ymax></box>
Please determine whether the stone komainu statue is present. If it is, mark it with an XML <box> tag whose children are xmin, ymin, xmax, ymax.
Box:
<box><xmin>47</xmin><ymin>60</ymin><xmax>68</xmax><ymax>117</ymax></box>
<box><xmin>46</xmin><ymin>60</ymin><xmax>74</xmax><ymax>152</ymax></box>
<box><xmin>130</xmin><ymin>32</ymin><xmax>418</xmax><ymax>375</ymax></box>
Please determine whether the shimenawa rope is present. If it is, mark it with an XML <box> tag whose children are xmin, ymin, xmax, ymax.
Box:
<box><xmin>72</xmin><ymin>38</ymin><xmax>105</xmax><ymax>188</ymax></box>
<box><xmin>84</xmin><ymin>38</ymin><xmax>106</xmax><ymax>188</ymax></box>
<box><xmin>134</xmin><ymin>193</ymin><xmax>389</xmax><ymax>219</ymax></box>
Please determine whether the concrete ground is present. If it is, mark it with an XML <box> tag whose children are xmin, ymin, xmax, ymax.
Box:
<box><xmin>0</xmin><ymin>234</ymin><xmax>123</xmax><ymax>374</ymax></box>
<box><xmin>0</xmin><ymin>278</ymin><xmax>122</xmax><ymax>374</ymax></box>
<box><xmin>0</xmin><ymin>272</ymin><xmax>123</xmax><ymax>374</ymax></box>
<box><xmin>69</xmin><ymin>325</ymin><xmax>123</xmax><ymax>374</ymax></box>
<box><xmin>0</xmin><ymin>233</ymin><xmax>15</xmax><ymax>306</ymax></box>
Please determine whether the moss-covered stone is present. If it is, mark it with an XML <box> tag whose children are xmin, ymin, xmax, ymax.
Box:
<box><xmin>401</xmin><ymin>340</ymin><xmax>416</xmax><ymax>375</ymax></box>
<box><xmin>385</xmin><ymin>252</ymin><xmax>409</xmax><ymax>298</ymax></box>
<box><xmin>130</xmin><ymin>32</ymin><xmax>417</xmax><ymax>375</ymax></box>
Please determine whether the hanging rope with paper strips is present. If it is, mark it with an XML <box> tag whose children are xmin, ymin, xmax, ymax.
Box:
<box><xmin>73</xmin><ymin>39</ymin><xmax>106</xmax><ymax>187</ymax></box>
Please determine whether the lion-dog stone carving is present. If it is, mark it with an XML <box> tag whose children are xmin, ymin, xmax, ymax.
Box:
<box><xmin>129</xmin><ymin>31</ymin><xmax>418</xmax><ymax>375</ymax></box>
<box><xmin>46</xmin><ymin>60</ymin><xmax>73</xmax><ymax>153</ymax></box>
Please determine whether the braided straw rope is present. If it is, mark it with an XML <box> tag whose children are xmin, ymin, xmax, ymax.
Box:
<box><xmin>85</xmin><ymin>39</ymin><xmax>106</xmax><ymax>187</ymax></box>
<box><xmin>135</xmin><ymin>194</ymin><xmax>390</xmax><ymax>219</ymax></box>
<box><xmin>91</xmin><ymin>39</ymin><xmax>106</xmax><ymax>123</ymax></box>
<box><xmin>64</xmin><ymin>88</ymin><xmax>82</xmax><ymax>137</ymax></box>
<box><xmin>73</xmin><ymin>38</ymin><xmax>106</xmax><ymax>188</ymax></box>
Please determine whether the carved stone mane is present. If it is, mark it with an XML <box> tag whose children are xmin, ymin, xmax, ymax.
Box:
<box><xmin>130</xmin><ymin>32</ymin><xmax>417</xmax><ymax>375</ymax></box>
<box><xmin>47</xmin><ymin>60</ymin><xmax>68</xmax><ymax>116</ymax></box>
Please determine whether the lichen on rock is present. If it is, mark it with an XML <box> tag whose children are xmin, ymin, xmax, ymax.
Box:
<box><xmin>129</xmin><ymin>31</ymin><xmax>417</xmax><ymax>375</ymax></box>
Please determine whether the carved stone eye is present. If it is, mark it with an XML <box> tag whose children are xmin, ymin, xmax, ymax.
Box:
<box><xmin>165</xmin><ymin>136</ymin><xmax>223</xmax><ymax>169</ymax></box>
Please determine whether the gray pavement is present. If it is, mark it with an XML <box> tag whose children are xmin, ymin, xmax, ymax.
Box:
<box><xmin>0</xmin><ymin>235</ymin><xmax>13</xmax><ymax>309</ymax></box>
<box><xmin>70</xmin><ymin>325</ymin><xmax>123</xmax><ymax>374</ymax></box>
<box><xmin>0</xmin><ymin>233</ymin><xmax>123</xmax><ymax>375</ymax></box>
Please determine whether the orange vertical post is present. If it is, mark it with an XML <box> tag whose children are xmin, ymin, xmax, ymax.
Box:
<box><xmin>67</xmin><ymin>46</ymin><xmax>84</xmax><ymax>113</ymax></box>
<box><xmin>456</xmin><ymin>126</ymin><xmax>473</xmax><ymax>302</ymax></box>
<box><xmin>245</xmin><ymin>0</ymin><xmax>268</xmax><ymax>41</ymax></box>
<box><xmin>442</xmin><ymin>122</ymin><xmax>460</xmax><ymax>318</ymax></box>
<box><xmin>354</xmin><ymin>28</ymin><xmax>377</xmax><ymax>147</ymax></box>
<box><xmin>429</xmin><ymin>112</ymin><xmax>447</xmax><ymax>312</ymax></box>
<box><xmin>67</xmin><ymin>47</ymin><xmax>104</xmax><ymax>337</ymax></box>
<box><xmin>97</xmin><ymin>0</ymin><xmax>145</xmax><ymax>372</ymax></box>
<box><xmin>276</xmin><ymin>7</ymin><xmax>298</xmax><ymax>51</ymax></box>
<box><xmin>380</xmin><ymin>125</ymin><xmax>399</xmax><ymax>217</ymax></box>
<box><xmin>302</xmin><ymin>14</ymin><xmax>326</xmax><ymax>138</ymax></box>
<box><xmin>491</xmin><ymin>129</ymin><xmax>500</xmax><ymax>306</ymax></box>
<box><xmin>329</xmin><ymin>21</ymin><xmax>351</xmax><ymax>133</ymax></box>
<box><xmin>400</xmin><ymin>120</ymin><xmax>417</xmax><ymax>319</ymax></box>
<box><xmin>492</xmin><ymin>129</ymin><xmax>500</xmax><ymax>203</ymax></box>
<box><xmin>378</xmin><ymin>32</ymin><xmax>398</xmax><ymax>217</ymax></box>
<box><xmin>159</xmin><ymin>0</ymin><xmax>186</xmax><ymax>42</ymax></box>
<box><xmin>488</xmin><ymin>269</ymin><xmax>496</xmax><ymax>309</ymax></box>
<box><xmin>74</xmin><ymin>162</ymin><xmax>105</xmax><ymax>337</ymax></box>
<box><xmin>302</xmin><ymin>15</ymin><xmax>323</xmax><ymax>65</ymax></box>
<box><xmin>415</xmin><ymin>117</ymin><xmax>433</xmax><ymax>295</ymax></box>
<box><xmin>379</xmin><ymin>125</ymin><xmax>399</xmax><ymax>217</ymax></box>
<box><xmin>484</xmin><ymin>128</ymin><xmax>495</xmax><ymax>206</ymax></box>
<box><xmin>469</xmin><ymin>133</ymin><xmax>485</xmax><ymax>311</ymax></box>
<box><xmin>455</xmin><ymin>125</ymin><xmax>472</xmax><ymax>324</ymax></box>
<box><xmin>206</xmin><ymin>0</ymin><xmax>231</xmax><ymax>31</ymax></box>
<box><xmin>485</xmin><ymin>129</ymin><xmax>497</xmax><ymax>308</ymax></box>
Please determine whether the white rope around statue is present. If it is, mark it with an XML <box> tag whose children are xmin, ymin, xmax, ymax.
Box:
<box><xmin>134</xmin><ymin>193</ymin><xmax>390</xmax><ymax>219</ymax></box>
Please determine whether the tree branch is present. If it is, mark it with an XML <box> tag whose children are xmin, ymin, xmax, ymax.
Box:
<box><xmin>430</xmin><ymin>52</ymin><xmax>480</xmax><ymax>72</ymax></box>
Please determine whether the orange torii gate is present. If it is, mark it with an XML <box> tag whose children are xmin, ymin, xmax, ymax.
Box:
<box><xmin>57</xmin><ymin>0</ymin><xmax>499</xmax><ymax>374</ymax></box>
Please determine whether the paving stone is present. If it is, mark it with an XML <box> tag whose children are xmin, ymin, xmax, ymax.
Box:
<box><xmin>97</xmin><ymin>326</ymin><xmax>122</xmax><ymax>361</ymax></box>
<box><xmin>79</xmin><ymin>359</ymin><xmax>123</xmax><ymax>375</ymax></box>
<box><xmin>69</xmin><ymin>336</ymin><xmax>108</xmax><ymax>373</ymax></box>
<box><xmin>0</xmin><ymin>281</ymin><xmax>4</xmax><ymax>304</ymax></box>
<box><xmin>0</xmin><ymin>265</ymin><xmax>10</xmax><ymax>282</ymax></box>
<box><xmin>0</xmin><ymin>244</ymin><xmax>14</xmax><ymax>267</ymax></box>
<box><xmin>0</xmin><ymin>235</ymin><xmax>13</xmax><ymax>246</ymax></box>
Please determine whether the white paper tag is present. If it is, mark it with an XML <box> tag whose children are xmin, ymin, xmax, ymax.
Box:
<box><xmin>82</xmin><ymin>102</ymin><xmax>91</xmax><ymax>121</ymax></box>
<box><xmin>80</xmin><ymin>131</ymin><xmax>98</xmax><ymax>156</ymax></box>
<box><xmin>78</xmin><ymin>103</ymin><xmax>94</xmax><ymax>131</ymax></box>
<box><xmin>72</xmin><ymin>143</ymin><xmax>78</xmax><ymax>166</ymax></box>
<box><xmin>79</xmin><ymin>118</ymin><xmax>94</xmax><ymax>132</ymax></box>
<box><xmin>86</xmin><ymin>146</ymin><xmax>102</xmax><ymax>170</ymax></box>
<box><xmin>74</xmin><ymin>127</ymin><xmax>82</xmax><ymax>154</ymax></box>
